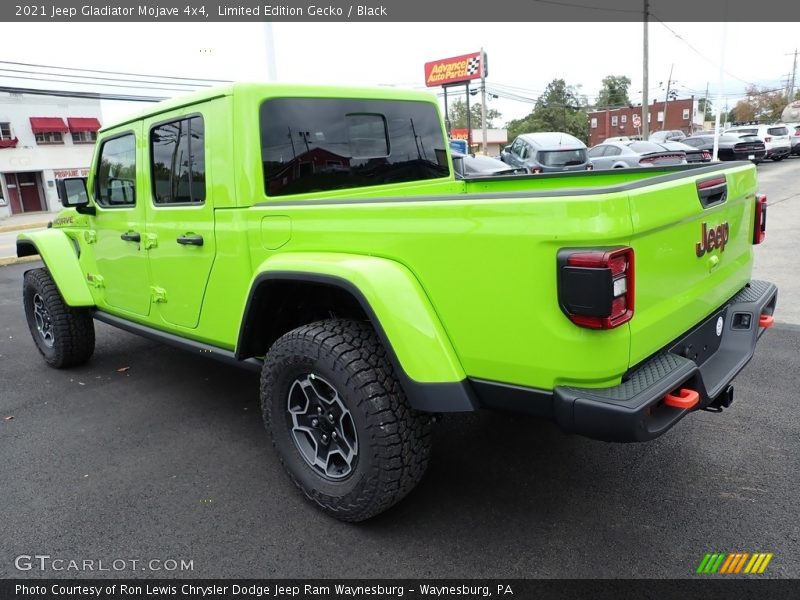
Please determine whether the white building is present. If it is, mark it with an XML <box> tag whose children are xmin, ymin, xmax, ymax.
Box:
<box><xmin>0</xmin><ymin>91</ymin><xmax>102</xmax><ymax>218</ymax></box>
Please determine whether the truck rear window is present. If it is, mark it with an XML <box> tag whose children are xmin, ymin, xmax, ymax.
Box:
<box><xmin>260</xmin><ymin>98</ymin><xmax>450</xmax><ymax>197</ymax></box>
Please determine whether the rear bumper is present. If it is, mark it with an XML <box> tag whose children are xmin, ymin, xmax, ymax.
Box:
<box><xmin>765</xmin><ymin>147</ymin><xmax>791</xmax><ymax>158</ymax></box>
<box><xmin>552</xmin><ymin>280</ymin><xmax>777</xmax><ymax>442</ymax></box>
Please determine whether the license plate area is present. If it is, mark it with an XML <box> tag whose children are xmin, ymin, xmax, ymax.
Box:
<box><xmin>668</xmin><ymin>307</ymin><xmax>728</xmax><ymax>366</ymax></box>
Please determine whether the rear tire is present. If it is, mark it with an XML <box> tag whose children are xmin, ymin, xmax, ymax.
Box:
<box><xmin>23</xmin><ymin>268</ymin><xmax>95</xmax><ymax>368</ymax></box>
<box><xmin>260</xmin><ymin>318</ymin><xmax>432</xmax><ymax>522</ymax></box>
<box><xmin>772</xmin><ymin>155</ymin><xmax>785</xmax><ymax>162</ymax></box>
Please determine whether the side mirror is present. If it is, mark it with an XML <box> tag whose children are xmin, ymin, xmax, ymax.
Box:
<box><xmin>56</xmin><ymin>177</ymin><xmax>95</xmax><ymax>215</ymax></box>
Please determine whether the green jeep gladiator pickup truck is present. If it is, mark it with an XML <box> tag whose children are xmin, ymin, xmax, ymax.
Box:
<box><xmin>18</xmin><ymin>83</ymin><xmax>776</xmax><ymax>521</ymax></box>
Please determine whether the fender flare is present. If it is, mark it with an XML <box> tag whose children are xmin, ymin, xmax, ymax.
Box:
<box><xmin>239</xmin><ymin>252</ymin><xmax>477</xmax><ymax>412</ymax></box>
<box><xmin>16</xmin><ymin>230</ymin><xmax>94</xmax><ymax>307</ymax></box>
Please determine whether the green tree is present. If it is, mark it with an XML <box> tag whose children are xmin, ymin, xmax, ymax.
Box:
<box><xmin>730</xmin><ymin>85</ymin><xmax>788</xmax><ymax>122</ymax></box>
<box><xmin>697</xmin><ymin>98</ymin><xmax>714</xmax><ymax>121</ymax></box>
<box><xmin>446</xmin><ymin>98</ymin><xmax>501</xmax><ymax>129</ymax></box>
<box><xmin>595</xmin><ymin>75</ymin><xmax>632</xmax><ymax>109</ymax></box>
<box><xmin>506</xmin><ymin>79</ymin><xmax>589</xmax><ymax>143</ymax></box>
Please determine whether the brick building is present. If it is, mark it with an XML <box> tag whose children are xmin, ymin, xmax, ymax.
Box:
<box><xmin>588</xmin><ymin>97</ymin><xmax>703</xmax><ymax>146</ymax></box>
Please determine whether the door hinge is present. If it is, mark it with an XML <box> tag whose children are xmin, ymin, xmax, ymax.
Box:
<box><xmin>143</xmin><ymin>233</ymin><xmax>158</xmax><ymax>250</ymax></box>
<box><xmin>150</xmin><ymin>286</ymin><xmax>167</xmax><ymax>303</ymax></box>
<box><xmin>86</xmin><ymin>273</ymin><xmax>104</xmax><ymax>288</ymax></box>
<box><xmin>83</xmin><ymin>230</ymin><xmax>97</xmax><ymax>244</ymax></box>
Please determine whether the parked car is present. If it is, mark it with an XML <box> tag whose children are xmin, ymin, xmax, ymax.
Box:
<box><xmin>587</xmin><ymin>140</ymin><xmax>687</xmax><ymax>169</ymax></box>
<box><xmin>649</xmin><ymin>130</ymin><xmax>687</xmax><ymax>143</ymax></box>
<box><xmin>724</xmin><ymin>124</ymin><xmax>790</xmax><ymax>161</ymax></box>
<box><xmin>682</xmin><ymin>134</ymin><xmax>766</xmax><ymax>163</ymax></box>
<box><xmin>451</xmin><ymin>152</ymin><xmax>527</xmax><ymax>177</ymax></box>
<box><xmin>500</xmin><ymin>132</ymin><xmax>590</xmax><ymax>173</ymax></box>
<box><xmin>786</xmin><ymin>123</ymin><xmax>800</xmax><ymax>156</ymax></box>
<box><xmin>660</xmin><ymin>140</ymin><xmax>711</xmax><ymax>163</ymax></box>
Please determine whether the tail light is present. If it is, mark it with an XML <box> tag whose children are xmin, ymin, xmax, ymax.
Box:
<box><xmin>530</xmin><ymin>167</ymin><xmax>542</xmax><ymax>174</ymax></box>
<box><xmin>702</xmin><ymin>151</ymin><xmax>711</xmax><ymax>160</ymax></box>
<box><xmin>586</xmin><ymin>163</ymin><xmax>594</xmax><ymax>171</ymax></box>
<box><xmin>558</xmin><ymin>247</ymin><xmax>635</xmax><ymax>329</ymax></box>
<box><xmin>764</xmin><ymin>136</ymin><xmax>772</xmax><ymax>143</ymax></box>
<box><xmin>753</xmin><ymin>194</ymin><xmax>767</xmax><ymax>244</ymax></box>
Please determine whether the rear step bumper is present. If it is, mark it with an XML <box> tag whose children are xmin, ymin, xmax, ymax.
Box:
<box><xmin>552</xmin><ymin>279</ymin><xmax>778</xmax><ymax>442</ymax></box>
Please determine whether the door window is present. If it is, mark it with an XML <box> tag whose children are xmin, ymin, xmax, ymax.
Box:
<box><xmin>95</xmin><ymin>134</ymin><xmax>136</xmax><ymax>207</ymax></box>
<box><xmin>150</xmin><ymin>116</ymin><xmax>206</xmax><ymax>205</ymax></box>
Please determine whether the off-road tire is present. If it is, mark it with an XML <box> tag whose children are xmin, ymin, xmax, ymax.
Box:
<box><xmin>261</xmin><ymin>318</ymin><xmax>432</xmax><ymax>522</ymax></box>
<box><xmin>23</xmin><ymin>268</ymin><xmax>95</xmax><ymax>368</ymax></box>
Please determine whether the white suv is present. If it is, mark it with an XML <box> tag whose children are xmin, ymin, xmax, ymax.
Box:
<box><xmin>724</xmin><ymin>124</ymin><xmax>791</xmax><ymax>161</ymax></box>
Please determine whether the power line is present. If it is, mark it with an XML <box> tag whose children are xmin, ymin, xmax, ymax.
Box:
<box><xmin>650</xmin><ymin>17</ymin><xmax>756</xmax><ymax>87</ymax></box>
<box><xmin>0</xmin><ymin>72</ymin><xmax>208</xmax><ymax>93</ymax></box>
<box><xmin>0</xmin><ymin>60</ymin><xmax>230</xmax><ymax>84</ymax></box>
<box><xmin>0</xmin><ymin>85</ymin><xmax>165</xmax><ymax>102</ymax></box>
<box><xmin>0</xmin><ymin>66</ymin><xmax>214</xmax><ymax>88</ymax></box>
<box><xmin>530</xmin><ymin>0</ymin><xmax>641</xmax><ymax>14</ymax></box>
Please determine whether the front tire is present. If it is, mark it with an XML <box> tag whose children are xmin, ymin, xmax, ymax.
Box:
<box><xmin>23</xmin><ymin>268</ymin><xmax>95</xmax><ymax>368</ymax></box>
<box><xmin>260</xmin><ymin>319</ymin><xmax>432</xmax><ymax>522</ymax></box>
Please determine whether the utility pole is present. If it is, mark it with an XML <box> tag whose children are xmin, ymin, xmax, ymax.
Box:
<box><xmin>702</xmin><ymin>82</ymin><xmax>709</xmax><ymax>126</ymax></box>
<box><xmin>662</xmin><ymin>63</ymin><xmax>674</xmax><ymax>131</ymax></box>
<box><xmin>789</xmin><ymin>49</ymin><xmax>798</xmax><ymax>101</ymax></box>
<box><xmin>712</xmin><ymin>17</ymin><xmax>728</xmax><ymax>161</ymax></box>
<box><xmin>480</xmin><ymin>48</ymin><xmax>488</xmax><ymax>155</ymax></box>
<box><xmin>642</xmin><ymin>0</ymin><xmax>650</xmax><ymax>139</ymax></box>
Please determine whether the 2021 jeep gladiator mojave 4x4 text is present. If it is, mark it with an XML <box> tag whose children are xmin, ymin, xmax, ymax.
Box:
<box><xmin>18</xmin><ymin>84</ymin><xmax>776</xmax><ymax>521</ymax></box>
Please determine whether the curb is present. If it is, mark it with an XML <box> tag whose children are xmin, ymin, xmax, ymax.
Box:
<box><xmin>0</xmin><ymin>221</ymin><xmax>50</xmax><ymax>234</ymax></box>
<box><xmin>0</xmin><ymin>255</ymin><xmax>41</xmax><ymax>268</ymax></box>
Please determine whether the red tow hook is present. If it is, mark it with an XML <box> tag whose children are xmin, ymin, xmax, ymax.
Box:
<box><xmin>759</xmin><ymin>314</ymin><xmax>775</xmax><ymax>329</ymax></box>
<box><xmin>663</xmin><ymin>388</ymin><xmax>700</xmax><ymax>410</ymax></box>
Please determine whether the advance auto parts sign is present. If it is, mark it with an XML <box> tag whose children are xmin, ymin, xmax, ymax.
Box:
<box><xmin>425</xmin><ymin>52</ymin><xmax>484</xmax><ymax>87</ymax></box>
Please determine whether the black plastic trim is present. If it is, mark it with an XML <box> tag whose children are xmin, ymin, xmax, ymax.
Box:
<box><xmin>469</xmin><ymin>379</ymin><xmax>554</xmax><ymax>418</ymax></box>
<box><xmin>16</xmin><ymin>239</ymin><xmax>39</xmax><ymax>258</ymax></box>
<box><xmin>553</xmin><ymin>279</ymin><xmax>777</xmax><ymax>442</ymax></box>
<box><xmin>92</xmin><ymin>310</ymin><xmax>262</xmax><ymax>372</ymax></box>
<box><xmin>237</xmin><ymin>271</ymin><xmax>478</xmax><ymax>413</ymax></box>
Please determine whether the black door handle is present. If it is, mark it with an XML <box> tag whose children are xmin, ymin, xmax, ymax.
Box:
<box><xmin>120</xmin><ymin>232</ymin><xmax>140</xmax><ymax>242</ymax></box>
<box><xmin>176</xmin><ymin>234</ymin><xmax>204</xmax><ymax>246</ymax></box>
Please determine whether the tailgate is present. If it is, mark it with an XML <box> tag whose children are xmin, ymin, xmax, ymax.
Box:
<box><xmin>628</xmin><ymin>163</ymin><xmax>757</xmax><ymax>367</ymax></box>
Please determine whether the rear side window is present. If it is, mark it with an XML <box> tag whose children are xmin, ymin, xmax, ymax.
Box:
<box><xmin>767</xmin><ymin>126</ymin><xmax>788</xmax><ymax>136</ymax></box>
<box><xmin>150</xmin><ymin>116</ymin><xmax>206</xmax><ymax>205</ymax></box>
<box><xmin>260</xmin><ymin>98</ymin><xmax>449</xmax><ymax>197</ymax></box>
<box><xmin>682</xmin><ymin>138</ymin><xmax>706</xmax><ymax>148</ymax></box>
<box><xmin>95</xmin><ymin>133</ymin><xmax>136</xmax><ymax>207</ymax></box>
<box><xmin>536</xmin><ymin>149</ymin><xmax>587</xmax><ymax>167</ymax></box>
<box><xmin>587</xmin><ymin>146</ymin><xmax>606</xmax><ymax>158</ymax></box>
<box><xmin>630</xmin><ymin>141</ymin><xmax>665</xmax><ymax>153</ymax></box>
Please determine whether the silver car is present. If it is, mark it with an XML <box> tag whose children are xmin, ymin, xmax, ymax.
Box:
<box><xmin>587</xmin><ymin>141</ymin><xmax>688</xmax><ymax>169</ymax></box>
<box><xmin>500</xmin><ymin>132</ymin><xmax>590</xmax><ymax>173</ymax></box>
<box><xmin>649</xmin><ymin>130</ymin><xmax>687</xmax><ymax>143</ymax></box>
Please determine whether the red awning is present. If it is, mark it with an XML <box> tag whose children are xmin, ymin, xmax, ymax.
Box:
<box><xmin>67</xmin><ymin>117</ymin><xmax>102</xmax><ymax>133</ymax></box>
<box><xmin>29</xmin><ymin>117</ymin><xmax>69</xmax><ymax>134</ymax></box>
<box><xmin>0</xmin><ymin>137</ymin><xmax>18</xmax><ymax>149</ymax></box>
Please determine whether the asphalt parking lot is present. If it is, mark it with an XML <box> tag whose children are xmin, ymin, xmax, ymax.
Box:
<box><xmin>2</xmin><ymin>159</ymin><xmax>799</xmax><ymax>579</ymax></box>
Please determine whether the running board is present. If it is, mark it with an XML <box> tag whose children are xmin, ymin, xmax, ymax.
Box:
<box><xmin>91</xmin><ymin>310</ymin><xmax>262</xmax><ymax>372</ymax></box>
